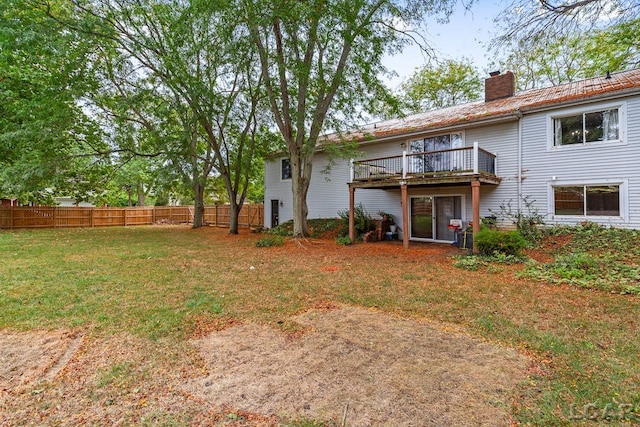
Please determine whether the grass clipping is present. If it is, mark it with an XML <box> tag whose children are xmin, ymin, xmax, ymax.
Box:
<box><xmin>187</xmin><ymin>305</ymin><xmax>528</xmax><ymax>426</ymax></box>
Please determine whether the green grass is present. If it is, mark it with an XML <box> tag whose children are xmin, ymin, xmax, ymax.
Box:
<box><xmin>0</xmin><ymin>224</ymin><xmax>639</xmax><ymax>425</ymax></box>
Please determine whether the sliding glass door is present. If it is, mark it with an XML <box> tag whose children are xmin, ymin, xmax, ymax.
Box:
<box><xmin>410</xmin><ymin>197</ymin><xmax>433</xmax><ymax>239</ymax></box>
<box><xmin>410</xmin><ymin>196</ymin><xmax>462</xmax><ymax>242</ymax></box>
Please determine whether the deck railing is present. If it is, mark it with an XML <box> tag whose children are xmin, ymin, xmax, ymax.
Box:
<box><xmin>351</xmin><ymin>142</ymin><xmax>497</xmax><ymax>182</ymax></box>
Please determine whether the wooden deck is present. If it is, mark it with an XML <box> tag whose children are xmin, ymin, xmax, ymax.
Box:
<box><xmin>349</xmin><ymin>143</ymin><xmax>500</xmax><ymax>188</ymax></box>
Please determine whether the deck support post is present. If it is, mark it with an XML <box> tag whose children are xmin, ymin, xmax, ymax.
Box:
<box><xmin>348</xmin><ymin>186</ymin><xmax>355</xmax><ymax>242</ymax></box>
<box><xmin>401</xmin><ymin>182</ymin><xmax>409</xmax><ymax>249</ymax></box>
<box><xmin>471</xmin><ymin>180</ymin><xmax>481</xmax><ymax>254</ymax></box>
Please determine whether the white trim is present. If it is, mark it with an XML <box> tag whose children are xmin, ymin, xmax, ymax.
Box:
<box><xmin>547</xmin><ymin>178</ymin><xmax>628</xmax><ymax>222</ymax></box>
<box><xmin>546</xmin><ymin>100</ymin><xmax>627</xmax><ymax>151</ymax></box>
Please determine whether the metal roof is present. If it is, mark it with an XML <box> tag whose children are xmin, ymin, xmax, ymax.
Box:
<box><xmin>337</xmin><ymin>68</ymin><xmax>640</xmax><ymax>143</ymax></box>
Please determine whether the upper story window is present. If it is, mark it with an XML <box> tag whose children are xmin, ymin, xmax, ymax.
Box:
<box><xmin>552</xmin><ymin>106</ymin><xmax>622</xmax><ymax>147</ymax></box>
<box><xmin>408</xmin><ymin>132</ymin><xmax>464</xmax><ymax>173</ymax></box>
<box><xmin>281</xmin><ymin>158</ymin><xmax>291</xmax><ymax>180</ymax></box>
<box><xmin>409</xmin><ymin>132</ymin><xmax>463</xmax><ymax>153</ymax></box>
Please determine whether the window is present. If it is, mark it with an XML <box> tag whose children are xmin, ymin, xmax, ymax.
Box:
<box><xmin>409</xmin><ymin>132</ymin><xmax>463</xmax><ymax>172</ymax></box>
<box><xmin>410</xmin><ymin>132</ymin><xmax>463</xmax><ymax>153</ymax></box>
<box><xmin>553</xmin><ymin>108</ymin><xmax>620</xmax><ymax>146</ymax></box>
<box><xmin>553</xmin><ymin>185</ymin><xmax>620</xmax><ymax>217</ymax></box>
<box><xmin>281</xmin><ymin>158</ymin><xmax>291</xmax><ymax>180</ymax></box>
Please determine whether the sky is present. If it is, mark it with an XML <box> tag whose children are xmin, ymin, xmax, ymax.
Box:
<box><xmin>382</xmin><ymin>1</ymin><xmax>506</xmax><ymax>89</ymax></box>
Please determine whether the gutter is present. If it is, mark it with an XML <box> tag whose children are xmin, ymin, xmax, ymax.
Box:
<box><xmin>336</xmin><ymin>111</ymin><xmax>523</xmax><ymax>147</ymax></box>
<box><xmin>520</xmin><ymin>87</ymin><xmax>640</xmax><ymax>114</ymax></box>
<box><xmin>518</xmin><ymin>113</ymin><xmax>523</xmax><ymax>213</ymax></box>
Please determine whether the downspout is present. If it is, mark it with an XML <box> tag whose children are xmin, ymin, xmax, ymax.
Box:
<box><xmin>517</xmin><ymin>111</ymin><xmax>523</xmax><ymax>213</ymax></box>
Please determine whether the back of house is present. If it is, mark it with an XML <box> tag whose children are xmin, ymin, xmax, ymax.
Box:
<box><xmin>264</xmin><ymin>69</ymin><xmax>640</xmax><ymax>244</ymax></box>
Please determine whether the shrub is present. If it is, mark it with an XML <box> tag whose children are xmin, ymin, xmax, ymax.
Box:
<box><xmin>453</xmin><ymin>255</ymin><xmax>486</xmax><ymax>271</ymax></box>
<box><xmin>475</xmin><ymin>228</ymin><xmax>527</xmax><ymax>257</ymax></box>
<box><xmin>307</xmin><ymin>218</ymin><xmax>343</xmax><ymax>238</ymax></box>
<box><xmin>267</xmin><ymin>220</ymin><xmax>293</xmax><ymax>236</ymax></box>
<box><xmin>256</xmin><ymin>235</ymin><xmax>284</xmax><ymax>247</ymax></box>
<box><xmin>337</xmin><ymin>203</ymin><xmax>374</xmax><ymax>239</ymax></box>
<box><xmin>490</xmin><ymin>196</ymin><xmax>545</xmax><ymax>244</ymax></box>
<box><xmin>335</xmin><ymin>236</ymin><xmax>352</xmax><ymax>246</ymax></box>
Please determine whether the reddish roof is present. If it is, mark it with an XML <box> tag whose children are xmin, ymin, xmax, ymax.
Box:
<box><xmin>341</xmin><ymin>68</ymin><xmax>640</xmax><ymax>142</ymax></box>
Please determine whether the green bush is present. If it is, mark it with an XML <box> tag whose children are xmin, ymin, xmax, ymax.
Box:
<box><xmin>475</xmin><ymin>228</ymin><xmax>527</xmax><ymax>256</ymax></box>
<box><xmin>268</xmin><ymin>223</ymin><xmax>293</xmax><ymax>236</ymax></box>
<box><xmin>490</xmin><ymin>196</ymin><xmax>545</xmax><ymax>244</ymax></box>
<box><xmin>453</xmin><ymin>255</ymin><xmax>486</xmax><ymax>271</ymax></box>
<box><xmin>335</xmin><ymin>236</ymin><xmax>352</xmax><ymax>246</ymax></box>
<box><xmin>337</xmin><ymin>202</ymin><xmax>374</xmax><ymax>239</ymax></box>
<box><xmin>256</xmin><ymin>235</ymin><xmax>284</xmax><ymax>247</ymax></box>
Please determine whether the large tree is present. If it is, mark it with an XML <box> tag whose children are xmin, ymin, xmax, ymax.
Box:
<box><xmin>50</xmin><ymin>0</ymin><xmax>270</xmax><ymax>231</ymax></box>
<box><xmin>492</xmin><ymin>0</ymin><xmax>640</xmax><ymax>89</ymax></box>
<box><xmin>399</xmin><ymin>58</ymin><xmax>482</xmax><ymax>113</ymax></box>
<box><xmin>0</xmin><ymin>0</ymin><xmax>106</xmax><ymax>203</ymax></box>
<box><xmin>241</xmin><ymin>0</ymin><xmax>458</xmax><ymax>237</ymax></box>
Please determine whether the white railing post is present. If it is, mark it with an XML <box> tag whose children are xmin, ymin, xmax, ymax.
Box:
<box><xmin>402</xmin><ymin>151</ymin><xmax>407</xmax><ymax>179</ymax></box>
<box><xmin>349</xmin><ymin>159</ymin><xmax>354</xmax><ymax>182</ymax></box>
<box><xmin>493</xmin><ymin>152</ymin><xmax>498</xmax><ymax>176</ymax></box>
<box><xmin>473</xmin><ymin>141</ymin><xmax>479</xmax><ymax>174</ymax></box>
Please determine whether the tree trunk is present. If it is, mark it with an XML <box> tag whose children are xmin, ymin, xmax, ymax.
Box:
<box><xmin>193</xmin><ymin>181</ymin><xmax>205</xmax><ymax>228</ymax></box>
<box><xmin>137</xmin><ymin>181</ymin><xmax>146</xmax><ymax>207</ymax></box>
<box><xmin>290</xmin><ymin>152</ymin><xmax>312</xmax><ymax>237</ymax></box>
<box><xmin>228</xmin><ymin>200</ymin><xmax>239</xmax><ymax>235</ymax></box>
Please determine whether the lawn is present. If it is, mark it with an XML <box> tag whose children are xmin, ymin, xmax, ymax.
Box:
<box><xmin>0</xmin><ymin>224</ymin><xmax>639</xmax><ymax>425</ymax></box>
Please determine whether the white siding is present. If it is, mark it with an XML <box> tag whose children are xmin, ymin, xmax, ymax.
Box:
<box><xmin>521</xmin><ymin>96</ymin><xmax>640</xmax><ymax>228</ymax></box>
<box><xmin>264</xmin><ymin>93</ymin><xmax>640</xmax><ymax>231</ymax></box>
<box><xmin>264</xmin><ymin>141</ymin><xmax>408</xmax><ymax>227</ymax></box>
<box><xmin>465</xmin><ymin>122</ymin><xmax>519</xmax><ymax>225</ymax></box>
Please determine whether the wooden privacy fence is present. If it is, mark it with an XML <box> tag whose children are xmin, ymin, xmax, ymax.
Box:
<box><xmin>0</xmin><ymin>204</ymin><xmax>264</xmax><ymax>230</ymax></box>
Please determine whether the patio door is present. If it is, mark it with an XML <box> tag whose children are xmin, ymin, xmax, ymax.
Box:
<box><xmin>409</xmin><ymin>132</ymin><xmax>463</xmax><ymax>172</ymax></box>
<box><xmin>410</xmin><ymin>196</ymin><xmax>462</xmax><ymax>242</ymax></box>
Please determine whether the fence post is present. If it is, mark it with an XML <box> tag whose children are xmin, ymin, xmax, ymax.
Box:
<box><xmin>52</xmin><ymin>207</ymin><xmax>56</xmax><ymax>228</ymax></box>
<box><xmin>124</xmin><ymin>208</ymin><xmax>128</xmax><ymax>227</ymax></box>
<box><xmin>10</xmin><ymin>206</ymin><xmax>14</xmax><ymax>230</ymax></box>
<box><xmin>152</xmin><ymin>206</ymin><xmax>156</xmax><ymax>224</ymax></box>
<box><xmin>215</xmin><ymin>204</ymin><xmax>218</xmax><ymax>227</ymax></box>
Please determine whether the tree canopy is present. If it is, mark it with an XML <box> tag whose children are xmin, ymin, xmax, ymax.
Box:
<box><xmin>0</xmin><ymin>0</ymin><xmax>106</xmax><ymax>203</ymax></box>
<box><xmin>241</xmin><ymin>0</ymin><xmax>459</xmax><ymax>236</ymax></box>
<box><xmin>492</xmin><ymin>0</ymin><xmax>640</xmax><ymax>89</ymax></box>
<box><xmin>399</xmin><ymin>59</ymin><xmax>482</xmax><ymax>113</ymax></box>
<box><xmin>39</xmin><ymin>0</ymin><xmax>276</xmax><ymax>230</ymax></box>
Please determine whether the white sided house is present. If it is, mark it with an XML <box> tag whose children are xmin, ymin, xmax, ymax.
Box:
<box><xmin>264</xmin><ymin>69</ymin><xmax>640</xmax><ymax>248</ymax></box>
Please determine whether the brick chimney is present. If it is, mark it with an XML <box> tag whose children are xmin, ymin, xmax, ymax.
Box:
<box><xmin>485</xmin><ymin>71</ymin><xmax>515</xmax><ymax>102</ymax></box>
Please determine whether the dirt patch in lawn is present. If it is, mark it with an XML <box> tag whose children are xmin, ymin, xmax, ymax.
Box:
<box><xmin>0</xmin><ymin>306</ymin><xmax>529</xmax><ymax>426</ymax></box>
<box><xmin>0</xmin><ymin>329</ymin><xmax>83</xmax><ymax>391</ymax></box>
<box><xmin>187</xmin><ymin>305</ymin><xmax>529</xmax><ymax>426</ymax></box>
